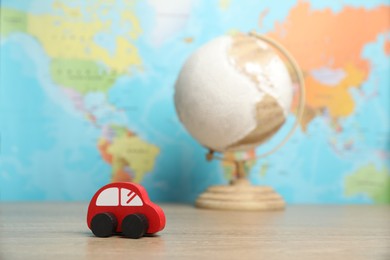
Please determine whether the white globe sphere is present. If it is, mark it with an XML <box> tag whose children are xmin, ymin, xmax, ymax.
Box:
<box><xmin>174</xmin><ymin>33</ymin><xmax>293</xmax><ymax>152</ymax></box>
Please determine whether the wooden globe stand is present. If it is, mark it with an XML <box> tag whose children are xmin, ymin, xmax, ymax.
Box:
<box><xmin>195</xmin><ymin>32</ymin><xmax>305</xmax><ymax>211</ymax></box>
<box><xmin>195</xmin><ymin>160</ymin><xmax>285</xmax><ymax>211</ymax></box>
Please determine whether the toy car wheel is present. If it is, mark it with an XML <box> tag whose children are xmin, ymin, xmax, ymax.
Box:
<box><xmin>122</xmin><ymin>213</ymin><xmax>149</xmax><ymax>239</ymax></box>
<box><xmin>91</xmin><ymin>212</ymin><xmax>117</xmax><ymax>237</ymax></box>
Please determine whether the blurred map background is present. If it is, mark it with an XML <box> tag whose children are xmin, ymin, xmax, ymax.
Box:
<box><xmin>1</xmin><ymin>0</ymin><xmax>389</xmax><ymax>203</ymax></box>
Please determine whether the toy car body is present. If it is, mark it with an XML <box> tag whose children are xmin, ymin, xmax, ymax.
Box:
<box><xmin>87</xmin><ymin>182</ymin><xmax>165</xmax><ymax>238</ymax></box>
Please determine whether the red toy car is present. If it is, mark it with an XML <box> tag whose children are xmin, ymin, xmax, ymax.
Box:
<box><xmin>87</xmin><ymin>182</ymin><xmax>166</xmax><ymax>239</ymax></box>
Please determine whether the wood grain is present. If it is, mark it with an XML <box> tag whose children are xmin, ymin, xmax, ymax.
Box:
<box><xmin>0</xmin><ymin>203</ymin><xmax>389</xmax><ymax>260</ymax></box>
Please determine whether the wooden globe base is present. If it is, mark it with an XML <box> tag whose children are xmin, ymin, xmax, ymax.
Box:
<box><xmin>195</xmin><ymin>179</ymin><xmax>285</xmax><ymax>211</ymax></box>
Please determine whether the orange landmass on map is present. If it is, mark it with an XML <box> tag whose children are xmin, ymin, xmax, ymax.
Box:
<box><xmin>306</xmin><ymin>63</ymin><xmax>365</xmax><ymax>117</ymax></box>
<box><xmin>385</xmin><ymin>39</ymin><xmax>390</xmax><ymax>56</ymax></box>
<box><xmin>97</xmin><ymin>127</ymin><xmax>159</xmax><ymax>183</ymax></box>
<box><xmin>267</xmin><ymin>2</ymin><xmax>390</xmax><ymax>129</ymax></box>
<box><xmin>98</xmin><ymin>139</ymin><xmax>113</xmax><ymax>164</ymax></box>
<box><xmin>98</xmin><ymin>138</ymin><xmax>133</xmax><ymax>182</ymax></box>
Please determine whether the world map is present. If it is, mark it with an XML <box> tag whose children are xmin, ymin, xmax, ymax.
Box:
<box><xmin>1</xmin><ymin>0</ymin><xmax>389</xmax><ymax>203</ymax></box>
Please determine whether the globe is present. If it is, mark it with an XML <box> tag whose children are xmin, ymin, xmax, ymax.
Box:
<box><xmin>174</xmin><ymin>32</ymin><xmax>304</xmax><ymax>211</ymax></box>
<box><xmin>175</xmin><ymin>32</ymin><xmax>293</xmax><ymax>153</ymax></box>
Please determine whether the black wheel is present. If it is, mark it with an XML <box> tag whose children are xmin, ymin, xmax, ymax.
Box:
<box><xmin>91</xmin><ymin>212</ymin><xmax>117</xmax><ymax>237</ymax></box>
<box><xmin>121</xmin><ymin>214</ymin><xmax>149</xmax><ymax>239</ymax></box>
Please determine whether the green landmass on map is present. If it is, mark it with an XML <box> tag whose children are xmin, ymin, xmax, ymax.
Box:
<box><xmin>50</xmin><ymin>59</ymin><xmax>119</xmax><ymax>94</ymax></box>
<box><xmin>0</xmin><ymin>8</ymin><xmax>27</xmax><ymax>37</ymax></box>
<box><xmin>345</xmin><ymin>164</ymin><xmax>390</xmax><ymax>203</ymax></box>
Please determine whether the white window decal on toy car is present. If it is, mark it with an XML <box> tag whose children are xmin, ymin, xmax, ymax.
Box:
<box><xmin>121</xmin><ymin>188</ymin><xmax>143</xmax><ymax>206</ymax></box>
<box><xmin>96</xmin><ymin>188</ymin><xmax>119</xmax><ymax>206</ymax></box>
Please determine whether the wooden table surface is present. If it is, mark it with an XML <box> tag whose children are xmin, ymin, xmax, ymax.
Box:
<box><xmin>0</xmin><ymin>203</ymin><xmax>389</xmax><ymax>260</ymax></box>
